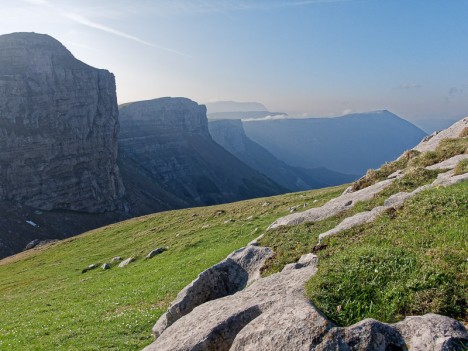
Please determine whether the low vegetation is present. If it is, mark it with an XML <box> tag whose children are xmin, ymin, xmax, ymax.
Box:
<box><xmin>0</xmin><ymin>186</ymin><xmax>344</xmax><ymax>351</ymax></box>
<box><xmin>306</xmin><ymin>182</ymin><xmax>467</xmax><ymax>326</ymax></box>
<box><xmin>352</xmin><ymin>136</ymin><xmax>467</xmax><ymax>191</ymax></box>
<box><xmin>454</xmin><ymin>159</ymin><xmax>468</xmax><ymax>175</ymax></box>
<box><xmin>260</xmin><ymin>166</ymin><xmax>442</xmax><ymax>275</ymax></box>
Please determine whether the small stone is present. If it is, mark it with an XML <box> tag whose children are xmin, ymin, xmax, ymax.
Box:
<box><xmin>246</xmin><ymin>215</ymin><xmax>254</xmax><ymax>220</ymax></box>
<box><xmin>215</xmin><ymin>210</ymin><xmax>225</xmax><ymax>216</ymax></box>
<box><xmin>289</xmin><ymin>206</ymin><xmax>298</xmax><ymax>213</ymax></box>
<box><xmin>387</xmin><ymin>169</ymin><xmax>403</xmax><ymax>179</ymax></box>
<box><xmin>102</xmin><ymin>263</ymin><xmax>110</xmax><ymax>270</ymax></box>
<box><xmin>262</xmin><ymin>201</ymin><xmax>271</xmax><ymax>207</ymax></box>
<box><xmin>81</xmin><ymin>264</ymin><xmax>97</xmax><ymax>274</ymax></box>
<box><xmin>146</xmin><ymin>248</ymin><xmax>166</xmax><ymax>259</ymax></box>
<box><xmin>24</xmin><ymin>239</ymin><xmax>40</xmax><ymax>250</ymax></box>
<box><xmin>224</xmin><ymin>219</ymin><xmax>235</xmax><ymax>224</ymax></box>
<box><xmin>111</xmin><ymin>256</ymin><xmax>122</xmax><ymax>262</ymax></box>
<box><xmin>344</xmin><ymin>200</ymin><xmax>352</xmax><ymax>206</ymax></box>
<box><xmin>118</xmin><ymin>257</ymin><xmax>135</xmax><ymax>268</ymax></box>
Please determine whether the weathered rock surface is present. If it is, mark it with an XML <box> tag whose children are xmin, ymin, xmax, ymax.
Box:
<box><xmin>426</xmin><ymin>154</ymin><xmax>468</xmax><ymax>170</ymax></box>
<box><xmin>152</xmin><ymin>245</ymin><xmax>273</xmax><ymax>337</ymax></box>
<box><xmin>144</xmin><ymin>251</ymin><xmax>468</xmax><ymax>350</ymax></box>
<box><xmin>118</xmin><ymin>257</ymin><xmax>134</xmax><ymax>268</ymax></box>
<box><xmin>118</xmin><ymin>97</ymin><xmax>285</xmax><ymax>213</ymax></box>
<box><xmin>0</xmin><ymin>32</ymin><xmax>124</xmax><ymax>212</ymax></box>
<box><xmin>413</xmin><ymin>117</ymin><xmax>467</xmax><ymax>152</ymax></box>
<box><xmin>145</xmin><ymin>253</ymin><xmax>322</xmax><ymax>351</ymax></box>
<box><xmin>319</xmin><ymin>164</ymin><xmax>468</xmax><ymax>243</ymax></box>
<box><xmin>0</xmin><ymin>32</ymin><xmax>128</xmax><ymax>259</ymax></box>
<box><xmin>317</xmin><ymin>314</ymin><xmax>468</xmax><ymax>351</ymax></box>
<box><xmin>269</xmin><ymin>178</ymin><xmax>396</xmax><ymax>229</ymax></box>
<box><xmin>146</xmin><ymin>247</ymin><xmax>165</xmax><ymax>259</ymax></box>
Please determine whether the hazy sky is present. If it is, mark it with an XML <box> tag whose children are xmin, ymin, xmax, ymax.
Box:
<box><xmin>1</xmin><ymin>0</ymin><xmax>467</xmax><ymax>121</ymax></box>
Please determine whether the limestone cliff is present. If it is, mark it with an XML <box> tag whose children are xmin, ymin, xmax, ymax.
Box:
<box><xmin>118</xmin><ymin>97</ymin><xmax>285</xmax><ymax>210</ymax></box>
<box><xmin>0</xmin><ymin>32</ymin><xmax>124</xmax><ymax>212</ymax></box>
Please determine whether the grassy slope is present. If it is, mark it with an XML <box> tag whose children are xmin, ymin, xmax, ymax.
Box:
<box><xmin>0</xmin><ymin>186</ymin><xmax>344</xmax><ymax>351</ymax></box>
<box><xmin>259</xmin><ymin>142</ymin><xmax>467</xmax><ymax>328</ymax></box>
<box><xmin>307</xmin><ymin>182</ymin><xmax>467</xmax><ymax>325</ymax></box>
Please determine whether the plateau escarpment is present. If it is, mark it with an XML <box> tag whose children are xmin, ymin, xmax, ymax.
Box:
<box><xmin>208</xmin><ymin>119</ymin><xmax>356</xmax><ymax>191</ymax></box>
<box><xmin>0</xmin><ymin>32</ymin><xmax>126</xmax><ymax>258</ymax></box>
<box><xmin>0</xmin><ymin>32</ymin><xmax>124</xmax><ymax>212</ymax></box>
<box><xmin>118</xmin><ymin>97</ymin><xmax>285</xmax><ymax>211</ymax></box>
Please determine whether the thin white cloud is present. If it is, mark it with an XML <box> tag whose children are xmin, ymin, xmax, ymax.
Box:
<box><xmin>242</xmin><ymin>114</ymin><xmax>289</xmax><ymax>122</ymax></box>
<box><xmin>22</xmin><ymin>0</ymin><xmax>49</xmax><ymax>4</ymax></box>
<box><xmin>23</xmin><ymin>0</ymin><xmax>190</xmax><ymax>57</ymax></box>
<box><xmin>399</xmin><ymin>83</ymin><xmax>421</xmax><ymax>89</ymax></box>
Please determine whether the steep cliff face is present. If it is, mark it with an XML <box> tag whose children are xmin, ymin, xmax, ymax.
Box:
<box><xmin>119</xmin><ymin>97</ymin><xmax>285</xmax><ymax>210</ymax></box>
<box><xmin>0</xmin><ymin>32</ymin><xmax>124</xmax><ymax>212</ymax></box>
<box><xmin>208</xmin><ymin>119</ymin><xmax>356</xmax><ymax>191</ymax></box>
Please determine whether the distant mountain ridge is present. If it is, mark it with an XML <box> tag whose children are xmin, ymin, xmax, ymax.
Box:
<box><xmin>208</xmin><ymin>119</ymin><xmax>357</xmax><ymax>191</ymax></box>
<box><xmin>243</xmin><ymin>110</ymin><xmax>427</xmax><ymax>175</ymax></box>
<box><xmin>205</xmin><ymin>101</ymin><xmax>269</xmax><ymax>113</ymax></box>
<box><xmin>206</xmin><ymin>100</ymin><xmax>286</xmax><ymax>120</ymax></box>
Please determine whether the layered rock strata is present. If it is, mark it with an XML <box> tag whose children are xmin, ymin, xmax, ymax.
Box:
<box><xmin>118</xmin><ymin>97</ymin><xmax>285</xmax><ymax>210</ymax></box>
<box><xmin>0</xmin><ymin>32</ymin><xmax>124</xmax><ymax>212</ymax></box>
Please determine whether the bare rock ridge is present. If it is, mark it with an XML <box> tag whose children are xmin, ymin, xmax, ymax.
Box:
<box><xmin>144</xmin><ymin>118</ymin><xmax>468</xmax><ymax>350</ymax></box>
<box><xmin>118</xmin><ymin>97</ymin><xmax>285</xmax><ymax>211</ymax></box>
<box><xmin>0</xmin><ymin>32</ymin><xmax>124</xmax><ymax>212</ymax></box>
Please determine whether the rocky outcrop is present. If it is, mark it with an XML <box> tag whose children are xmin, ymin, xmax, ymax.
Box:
<box><xmin>268</xmin><ymin>177</ymin><xmax>396</xmax><ymax>229</ymax></box>
<box><xmin>143</xmin><ymin>118</ymin><xmax>468</xmax><ymax>350</ymax></box>
<box><xmin>208</xmin><ymin>119</ymin><xmax>356</xmax><ymax>191</ymax></box>
<box><xmin>413</xmin><ymin>117</ymin><xmax>467</xmax><ymax>152</ymax></box>
<box><xmin>144</xmin><ymin>250</ymin><xmax>468</xmax><ymax>350</ymax></box>
<box><xmin>118</xmin><ymin>97</ymin><xmax>285</xmax><ymax>211</ymax></box>
<box><xmin>0</xmin><ymin>32</ymin><xmax>124</xmax><ymax>212</ymax></box>
<box><xmin>318</xmin><ymin>163</ymin><xmax>468</xmax><ymax>243</ymax></box>
<box><xmin>152</xmin><ymin>245</ymin><xmax>273</xmax><ymax>337</ymax></box>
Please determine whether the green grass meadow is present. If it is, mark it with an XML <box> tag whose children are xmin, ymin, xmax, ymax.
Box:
<box><xmin>0</xmin><ymin>186</ymin><xmax>344</xmax><ymax>351</ymax></box>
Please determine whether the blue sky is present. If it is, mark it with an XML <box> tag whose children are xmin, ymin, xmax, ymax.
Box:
<box><xmin>1</xmin><ymin>0</ymin><xmax>468</xmax><ymax>122</ymax></box>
